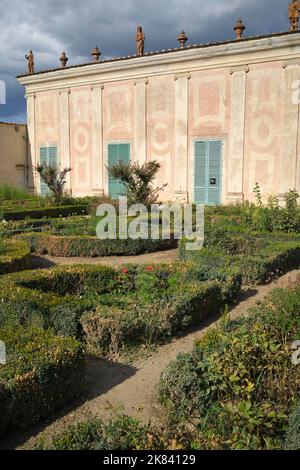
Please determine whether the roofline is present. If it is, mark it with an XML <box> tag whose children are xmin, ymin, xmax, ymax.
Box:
<box><xmin>17</xmin><ymin>30</ymin><xmax>300</xmax><ymax>79</ymax></box>
<box><xmin>0</xmin><ymin>121</ymin><xmax>27</xmax><ymax>126</ymax></box>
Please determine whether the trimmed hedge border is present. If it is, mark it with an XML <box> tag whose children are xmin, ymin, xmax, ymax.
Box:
<box><xmin>179</xmin><ymin>237</ymin><xmax>300</xmax><ymax>285</ymax></box>
<box><xmin>82</xmin><ymin>280</ymin><xmax>227</xmax><ymax>355</ymax></box>
<box><xmin>1</xmin><ymin>204</ymin><xmax>89</xmax><ymax>221</ymax></box>
<box><xmin>18</xmin><ymin>232</ymin><xmax>178</xmax><ymax>257</ymax></box>
<box><xmin>284</xmin><ymin>403</ymin><xmax>300</xmax><ymax>450</ymax></box>
<box><xmin>0</xmin><ymin>263</ymin><xmax>241</xmax><ymax>355</ymax></box>
<box><xmin>0</xmin><ymin>240</ymin><xmax>32</xmax><ymax>275</ymax></box>
<box><xmin>0</xmin><ymin>324</ymin><xmax>84</xmax><ymax>436</ymax></box>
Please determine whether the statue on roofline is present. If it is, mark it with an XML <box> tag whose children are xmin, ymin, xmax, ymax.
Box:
<box><xmin>289</xmin><ymin>0</ymin><xmax>300</xmax><ymax>31</ymax></box>
<box><xmin>136</xmin><ymin>26</ymin><xmax>145</xmax><ymax>56</ymax></box>
<box><xmin>25</xmin><ymin>50</ymin><xmax>35</xmax><ymax>74</ymax></box>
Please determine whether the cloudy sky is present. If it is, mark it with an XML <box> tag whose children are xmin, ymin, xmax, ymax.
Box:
<box><xmin>0</xmin><ymin>0</ymin><xmax>292</xmax><ymax>123</ymax></box>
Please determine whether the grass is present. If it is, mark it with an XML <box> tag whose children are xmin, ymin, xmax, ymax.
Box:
<box><xmin>0</xmin><ymin>185</ymin><xmax>39</xmax><ymax>203</ymax></box>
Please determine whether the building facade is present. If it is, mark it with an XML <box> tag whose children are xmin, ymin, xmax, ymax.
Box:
<box><xmin>18</xmin><ymin>31</ymin><xmax>300</xmax><ymax>204</ymax></box>
<box><xmin>0</xmin><ymin>122</ymin><xmax>32</xmax><ymax>191</ymax></box>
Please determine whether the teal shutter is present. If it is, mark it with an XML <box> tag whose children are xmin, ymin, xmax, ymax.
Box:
<box><xmin>39</xmin><ymin>147</ymin><xmax>49</xmax><ymax>196</ymax></box>
<box><xmin>194</xmin><ymin>141</ymin><xmax>222</xmax><ymax>205</ymax></box>
<box><xmin>195</xmin><ymin>142</ymin><xmax>207</xmax><ymax>204</ymax></box>
<box><xmin>207</xmin><ymin>141</ymin><xmax>221</xmax><ymax>205</ymax></box>
<box><xmin>48</xmin><ymin>147</ymin><xmax>58</xmax><ymax>165</ymax></box>
<box><xmin>108</xmin><ymin>144</ymin><xmax>130</xmax><ymax>199</ymax></box>
<box><xmin>39</xmin><ymin>146</ymin><xmax>58</xmax><ymax>196</ymax></box>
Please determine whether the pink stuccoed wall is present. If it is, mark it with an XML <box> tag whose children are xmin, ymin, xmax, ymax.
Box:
<box><xmin>25</xmin><ymin>35</ymin><xmax>300</xmax><ymax>204</ymax></box>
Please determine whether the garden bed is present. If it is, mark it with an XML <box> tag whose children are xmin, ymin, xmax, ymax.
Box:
<box><xmin>0</xmin><ymin>240</ymin><xmax>32</xmax><ymax>275</ymax></box>
<box><xmin>0</xmin><ymin>325</ymin><xmax>84</xmax><ymax>437</ymax></box>
<box><xmin>18</xmin><ymin>232</ymin><xmax>178</xmax><ymax>257</ymax></box>
<box><xmin>0</xmin><ymin>262</ymin><xmax>241</xmax><ymax>356</ymax></box>
<box><xmin>36</xmin><ymin>279</ymin><xmax>300</xmax><ymax>451</ymax></box>
<box><xmin>180</xmin><ymin>230</ymin><xmax>300</xmax><ymax>285</ymax></box>
<box><xmin>1</xmin><ymin>204</ymin><xmax>89</xmax><ymax>221</ymax></box>
<box><xmin>159</xmin><ymin>281</ymin><xmax>300</xmax><ymax>450</ymax></box>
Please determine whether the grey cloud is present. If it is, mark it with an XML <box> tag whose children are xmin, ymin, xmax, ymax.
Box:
<box><xmin>0</xmin><ymin>0</ymin><xmax>292</xmax><ymax>121</ymax></box>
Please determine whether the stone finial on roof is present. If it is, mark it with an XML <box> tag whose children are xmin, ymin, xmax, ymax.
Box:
<box><xmin>60</xmin><ymin>52</ymin><xmax>68</xmax><ymax>68</ymax></box>
<box><xmin>289</xmin><ymin>1</ymin><xmax>300</xmax><ymax>31</ymax></box>
<box><xmin>25</xmin><ymin>50</ymin><xmax>34</xmax><ymax>74</ymax></box>
<box><xmin>91</xmin><ymin>47</ymin><xmax>101</xmax><ymax>62</ymax></box>
<box><xmin>136</xmin><ymin>26</ymin><xmax>145</xmax><ymax>56</ymax></box>
<box><xmin>178</xmin><ymin>31</ymin><xmax>188</xmax><ymax>48</ymax></box>
<box><xmin>234</xmin><ymin>18</ymin><xmax>246</xmax><ymax>40</ymax></box>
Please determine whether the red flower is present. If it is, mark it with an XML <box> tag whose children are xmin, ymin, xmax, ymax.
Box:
<box><xmin>122</xmin><ymin>268</ymin><xmax>129</xmax><ymax>274</ymax></box>
<box><xmin>146</xmin><ymin>266</ymin><xmax>154</xmax><ymax>272</ymax></box>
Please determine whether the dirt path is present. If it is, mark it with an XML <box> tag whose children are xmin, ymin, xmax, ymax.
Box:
<box><xmin>1</xmin><ymin>269</ymin><xmax>299</xmax><ymax>450</ymax></box>
<box><xmin>30</xmin><ymin>248</ymin><xmax>180</xmax><ymax>269</ymax></box>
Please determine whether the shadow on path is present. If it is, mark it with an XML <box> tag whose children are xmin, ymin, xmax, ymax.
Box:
<box><xmin>0</xmin><ymin>357</ymin><xmax>137</xmax><ymax>450</ymax></box>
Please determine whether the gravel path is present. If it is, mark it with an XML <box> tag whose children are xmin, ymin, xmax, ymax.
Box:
<box><xmin>1</xmin><ymin>269</ymin><xmax>299</xmax><ymax>450</ymax></box>
<box><xmin>30</xmin><ymin>249</ymin><xmax>180</xmax><ymax>269</ymax></box>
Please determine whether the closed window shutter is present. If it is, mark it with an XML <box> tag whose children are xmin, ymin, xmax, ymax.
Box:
<box><xmin>39</xmin><ymin>147</ymin><xmax>49</xmax><ymax>196</ymax></box>
<box><xmin>39</xmin><ymin>146</ymin><xmax>58</xmax><ymax>196</ymax></box>
<box><xmin>207</xmin><ymin>141</ymin><xmax>221</xmax><ymax>205</ymax></box>
<box><xmin>194</xmin><ymin>142</ymin><xmax>207</xmax><ymax>204</ymax></box>
<box><xmin>108</xmin><ymin>144</ymin><xmax>130</xmax><ymax>199</ymax></box>
<box><xmin>48</xmin><ymin>147</ymin><xmax>58</xmax><ymax>165</ymax></box>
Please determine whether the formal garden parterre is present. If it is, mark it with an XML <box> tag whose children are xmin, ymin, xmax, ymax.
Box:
<box><xmin>1</xmin><ymin>184</ymin><xmax>300</xmax><ymax>449</ymax></box>
<box><xmin>37</xmin><ymin>282</ymin><xmax>300</xmax><ymax>450</ymax></box>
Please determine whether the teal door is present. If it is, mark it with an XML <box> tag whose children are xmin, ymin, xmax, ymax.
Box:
<box><xmin>195</xmin><ymin>141</ymin><xmax>222</xmax><ymax>205</ymax></box>
<box><xmin>39</xmin><ymin>146</ymin><xmax>58</xmax><ymax>196</ymax></box>
<box><xmin>108</xmin><ymin>144</ymin><xmax>130</xmax><ymax>199</ymax></box>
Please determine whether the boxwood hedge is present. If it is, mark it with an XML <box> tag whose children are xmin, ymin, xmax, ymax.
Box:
<box><xmin>159</xmin><ymin>283</ymin><xmax>300</xmax><ymax>450</ymax></box>
<box><xmin>180</xmin><ymin>233</ymin><xmax>300</xmax><ymax>285</ymax></box>
<box><xmin>0</xmin><ymin>324</ymin><xmax>84</xmax><ymax>436</ymax></box>
<box><xmin>0</xmin><ymin>262</ymin><xmax>241</xmax><ymax>355</ymax></box>
<box><xmin>284</xmin><ymin>402</ymin><xmax>300</xmax><ymax>450</ymax></box>
<box><xmin>0</xmin><ymin>240</ymin><xmax>32</xmax><ymax>275</ymax></box>
<box><xmin>1</xmin><ymin>204</ymin><xmax>89</xmax><ymax>221</ymax></box>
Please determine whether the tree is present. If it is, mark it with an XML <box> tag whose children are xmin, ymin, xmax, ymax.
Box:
<box><xmin>35</xmin><ymin>163</ymin><xmax>72</xmax><ymax>204</ymax></box>
<box><xmin>107</xmin><ymin>160</ymin><xmax>167</xmax><ymax>206</ymax></box>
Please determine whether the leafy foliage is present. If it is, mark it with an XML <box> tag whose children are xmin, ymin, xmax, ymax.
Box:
<box><xmin>37</xmin><ymin>414</ymin><xmax>161</xmax><ymax>450</ymax></box>
<box><xmin>107</xmin><ymin>160</ymin><xmax>167</xmax><ymax>205</ymax></box>
<box><xmin>0</xmin><ymin>324</ymin><xmax>84</xmax><ymax>436</ymax></box>
<box><xmin>245</xmin><ymin>185</ymin><xmax>300</xmax><ymax>233</ymax></box>
<box><xmin>284</xmin><ymin>403</ymin><xmax>300</xmax><ymax>450</ymax></box>
<box><xmin>0</xmin><ymin>185</ymin><xmax>38</xmax><ymax>203</ymax></box>
<box><xmin>159</xmin><ymin>283</ymin><xmax>300</xmax><ymax>450</ymax></box>
<box><xmin>18</xmin><ymin>232</ymin><xmax>176</xmax><ymax>257</ymax></box>
<box><xmin>0</xmin><ymin>239</ymin><xmax>31</xmax><ymax>275</ymax></box>
<box><xmin>35</xmin><ymin>163</ymin><xmax>72</xmax><ymax>204</ymax></box>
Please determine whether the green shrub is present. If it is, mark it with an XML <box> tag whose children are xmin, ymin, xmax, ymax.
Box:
<box><xmin>180</xmin><ymin>235</ymin><xmax>300</xmax><ymax>286</ymax></box>
<box><xmin>239</xmin><ymin>242</ymin><xmax>300</xmax><ymax>284</ymax></box>
<box><xmin>37</xmin><ymin>414</ymin><xmax>156</xmax><ymax>450</ymax></box>
<box><xmin>0</xmin><ymin>185</ymin><xmax>39</xmax><ymax>203</ymax></box>
<box><xmin>284</xmin><ymin>403</ymin><xmax>300</xmax><ymax>450</ymax></box>
<box><xmin>0</xmin><ymin>265</ymin><xmax>117</xmax><ymax>339</ymax></box>
<box><xmin>15</xmin><ymin>264</ymin><xmax>117</xmax><ymax>296</ymax></box>
<box><xmin>0</xmin><ymin>240</ymin><xmax>32</xmax><ymax>275</ymax></box>
<box><xmin>159</xmin><ymin>284</ymin><xmax>300</xmax><ymax>450</ymax></box>
<box><xmin>18</xmin><ymin>232</ymin><xmax>177</xmax><ymax>257</ymax></box>
<box><xmin>0</xmin><ymin>263</ymin><xmax>240</xmax><ymax>356</ymax></box>
<box><xmin>81</xmin><ymin>280</ymin><xmax>225</xmax><ymax>355</ymax></box>
<box><xmin>1</xmin><ymin>205</ymin><xmax>89</xmax><ymax>221</ymax></box>
<box><xmin>0</xmin><ymin>325</ymin><xmax>84</xmax><ymax>435</ymax></box>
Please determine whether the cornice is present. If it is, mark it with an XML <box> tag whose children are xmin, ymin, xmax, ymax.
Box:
<box><xmin>18</xmin><ymin>33</ymin><xmax>300</xmax><ymax>89</ymax></box>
